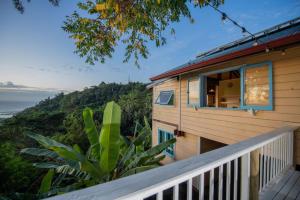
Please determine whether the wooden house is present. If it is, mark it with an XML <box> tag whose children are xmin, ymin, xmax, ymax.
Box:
<box><xmin>148</xmin><ymin>17</ymin><xmax>300</xmax><ymax>168</ymax></box>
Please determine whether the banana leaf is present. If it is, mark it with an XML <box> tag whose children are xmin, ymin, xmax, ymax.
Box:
<box><xmin>20</xmin><ymin>148</ymin><xmax>59</xmax><ymax>159</ymax></box>
<box><xmin>83</xmin><ymin>108</ymin><xmax>100</xmax><ymax>158</ymax></box>
<box><xmin>39</xmin><ymin>169</ymin><xmax>54</xmax><ymax>194</ymax></box>
<box><xmin>26</xmin><ymin>132</ymin><xmax>104</xmax><ymax>180</ymax></box>
<box><xmin>125</xmin><ymin>138</ymin><xmax>176</xmax><ymax>170</ymax></box>
<box><xmin>33</xmin><ymin>162</ymin><xmax>61</xmax><ymax>169</ymax></box>
<box><xmin>120</xmin><ymin>165</ymin><xmax>158</xmax><ymax>177</ymax></box>
<box><xmin>99</xmin><ymin>101</ymin><xmax>121</xmax><ymax>173</ymax></box>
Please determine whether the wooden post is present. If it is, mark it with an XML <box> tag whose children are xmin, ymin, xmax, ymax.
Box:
<box><xmin>250</xmin><ymin>149</ymin><xmax>260</xmax><ymax>200</ymax></box>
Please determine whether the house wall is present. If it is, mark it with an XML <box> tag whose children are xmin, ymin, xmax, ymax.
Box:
<box><xmin>152</xmin><ymin>45</ymin><xmax>300</xmax><ymax>165</ymax></box>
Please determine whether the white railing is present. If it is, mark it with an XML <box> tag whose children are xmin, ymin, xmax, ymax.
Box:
<box><xmin>46</xmin><ymin>126</ymin><xmax>296</xmax><ymax>200</ymax></box>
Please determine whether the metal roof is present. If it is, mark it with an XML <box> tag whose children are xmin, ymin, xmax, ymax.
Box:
<box><xmin>150</xmin><ymin>17</ymin><xmax>300</xmax><ymax>81</ymax></box>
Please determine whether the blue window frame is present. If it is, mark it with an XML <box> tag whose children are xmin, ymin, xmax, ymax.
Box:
<box><xmin>241</xmin><ymin>61</ymin><xmax>273</xmax><ymax>110</ymax></box>
<box><xmin>187</xmin><ymin>76</ymin><xmax>205</xmax><ymax>107</ymax></box>
<box><xmin>158</xmin><ymin>129</ymin><xmax>175</xmax><ymax>158</ymax></box>
<box><xmin>155</xmin><ymin>90</ymin><xmax>174</xmax><ymax>105</ymax></box>
<box><xmin>190</xmin><ymin>61</ymin><xmax>273</xmax><ymax>111</ymax></box>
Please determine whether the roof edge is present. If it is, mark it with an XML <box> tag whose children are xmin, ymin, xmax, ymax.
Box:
<box><xmin>150</xmin><ymin>32</ymin><xmax>300</xmax><ymax>81</ymax></box>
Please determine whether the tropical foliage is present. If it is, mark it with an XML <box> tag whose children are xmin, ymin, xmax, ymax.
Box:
<box><xmin>0</xmin><ymin>82</ymin><xmax>152</xmax><ymax>198</ymax></box>
<box><xmin>21</xmin><ymin>102</ymin><xmax>175</xmax><ymax>198</ymax></box>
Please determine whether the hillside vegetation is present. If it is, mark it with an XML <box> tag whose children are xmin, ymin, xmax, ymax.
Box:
<box><xmin>0</xmin><ymin>82</ymin><xmax>152</xmax><ymax>199</ymax></box>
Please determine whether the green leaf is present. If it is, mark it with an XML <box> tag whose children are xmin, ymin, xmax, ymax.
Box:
<box><xmin>39</xmin><ymin>169</ymin><xmax>54</xmax><ymax>194</ymax></box>
<box><xmin>20</xmin><ymin>148</ymin><xmax>59</xmax><ymax>159</ymax></box>
<box><xmin>33</xmin><ymin>162</ymin><xmax>61</xmax><ymax>169</ymax></box>
<box><xmin>25</xmin><ymin>132</ymin><xmax>104</xmax><ymax>179</ymax></box>
<box><xmin>126</xmin><ymin>138</ymin><xmax>176</xmax><ymax>170</ymax></box>
<box><xmin>73</xmin><ymin>144</ymin><xmax>83</xmax><ymax>154</ymax></box>
<box><xmin>83</xmin><ymin>108</ymin><xmax>100</xmax><ymax>158</ymax></box>
<box><xmin>120</xmin><ymin>165</ymin><xmax>158</xmax><ymax>177</ymax></box>
<box><xmin>99</xmin><ymin>101</ymin><xmax>121</xmax><ymax>173</ymax></box>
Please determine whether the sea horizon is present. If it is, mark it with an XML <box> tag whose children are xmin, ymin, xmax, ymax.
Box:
<box><xmin>0</xmin><ymin>100</ymin><xmax>37</xmax><ymax>118</ymax></box>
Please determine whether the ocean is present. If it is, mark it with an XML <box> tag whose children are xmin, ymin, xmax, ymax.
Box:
<box><xmin>0</xmin><ymin>100</ymin><xmax>37</xmax><ymax>118</ymax></box>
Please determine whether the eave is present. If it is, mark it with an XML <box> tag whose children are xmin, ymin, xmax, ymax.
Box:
<box><xmin>150</xmin><ymin>32</ymin><xmax>300</xmax><ymax>81</ymax></box>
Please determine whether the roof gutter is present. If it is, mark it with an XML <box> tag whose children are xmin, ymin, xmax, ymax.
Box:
<box><xmin>150</xmin><ymin>32</ymin><xmax>300</xmax><ymax>81</ymax></box>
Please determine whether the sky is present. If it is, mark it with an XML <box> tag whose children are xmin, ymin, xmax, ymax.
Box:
<box><xmin>0</xmin><ymin>0</ymin><xmax>300</xmax><ymax>92</ymax></box>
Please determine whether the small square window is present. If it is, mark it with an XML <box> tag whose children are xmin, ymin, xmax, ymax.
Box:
<box><xmin>155</xmin><ymin>91</ymin><xmax>174</xmax><ymax>105</ymax></box>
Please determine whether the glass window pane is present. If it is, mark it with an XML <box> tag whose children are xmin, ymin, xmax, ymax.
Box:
<box><xmin>244</xmin><ymin>65</ymin><xmax>270</xmax><ymax>106</ymax></box>
<box><xmin>188</xmin><ymin>78</ymin><xmax>200</xmax><ymax>105</ymax></box>
<box><xmin>158</xmin><ymin>130</ymin><xmax>164</xmax><ymax>143</ymax></box>
<box><xmin>156</xmin><ymin>91</ymin><xmax>174</xmax><ymax>105</ymax></box>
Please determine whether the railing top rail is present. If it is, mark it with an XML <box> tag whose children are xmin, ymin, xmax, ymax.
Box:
<box><xmin>45</xmin><ymin>126</ymin><xmax>297</xmax><ymax>200</ymax></box>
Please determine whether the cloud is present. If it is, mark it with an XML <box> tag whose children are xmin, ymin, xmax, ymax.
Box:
<box><xmin>25</xmin><ymin>64</ymin><xmax>94</xmax><ymax>74</ymax></box>
<box><xmin>0</xmin><ymin>81</ymin><xmax>28</xmax><ymax>89</ymax></box>
<box><xmin>0</xmin><ymin>81</ymin><xmax>70</xmax><ymax>93</ymax></box>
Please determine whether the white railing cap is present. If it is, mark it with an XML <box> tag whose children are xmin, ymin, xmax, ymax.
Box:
<box><xmin>45</xmin><ymin>126</ymin><xmax>297</xmax><ymax>200</ymax></box>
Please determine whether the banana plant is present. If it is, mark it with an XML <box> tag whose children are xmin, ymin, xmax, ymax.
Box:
<box><xmin>21</xmin><ymin>101</ymin><xmax>176</xmax><ymax>197</ymax></box>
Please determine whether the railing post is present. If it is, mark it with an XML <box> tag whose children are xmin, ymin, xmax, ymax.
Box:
<box><xmin>241</xmin><ymin>153</ymin><xmax>250</xmax><ymax>200</ymax></box>
<box><xmin>250</xmin><ymin>149</ymin><xmax>260</xmax><ymax>200</ymax></box>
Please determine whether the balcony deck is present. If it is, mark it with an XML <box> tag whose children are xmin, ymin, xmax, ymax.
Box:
<box><xmin>260</xmin><ymin>168</ymin><xmax>300</xmax><ymax>200</ymax></box>
<box><xmin>45</xmin><ymin>126</ymin><xmax>298</xmax><ymax>200</ymax></box>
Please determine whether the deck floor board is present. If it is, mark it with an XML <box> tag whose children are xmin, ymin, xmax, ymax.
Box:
<box><xmin>260</xmin><ymin>169</ymin><xmax>300</xmax><ymax>200</ymax></box>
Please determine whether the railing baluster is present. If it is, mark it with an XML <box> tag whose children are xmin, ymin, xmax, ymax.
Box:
<box><xmin>187</xmin><ymin>179</ymin><xmax>192</xmax><ymax>200</ymax></box>
<box><xmin>241</xmin><ymin>153</ymin><xmax>250</xmax><ymax>200</ymax></box>
<box><xmin>157</xmin><ymin>191</ymin><xmax>163</xmax><ymax>200</ymax></box>
<box><xmin>259</xmin><ymin>147</ymin><xmax>263</xmax><ymax>191</ymax></box>
<box><xmin>276</xmin><ymin>140</ymin><xmax>280</xmax><ymax>176</ymax></box>
<box><xmin>226</xmin><ymin>162</ymin><xmax>231</xmax><ymax>200</ymax></box>
<box><xmin>280</xmin><ymin>137</ymin><xmax>282</xmax><ymax>171</ymax></box>
<box><xmin>283</xmin><ymin>135</ymin><xmax>286</xmax><ymax>169</ymax></box>
<box><xmin>173</xmin><ymin>184</ymin><xmax>179</xmax><ymax>200</ymax></box>
<box><xmin>285</xmin><ymin>133</ymin><xmax>288</xmax><ymax>167</ymax></box>
<box><xmin>233</xmin><ymin>159</ymin><xmax>238</xmax><ymax>200</ymax></box>
<box><xmin>219</xmin><ymin>165</ymin><xmax>223</xmax><ymax>200</ymax></box>
<box><xmin>209</xmin><ymin>169</ymin><xmax>214</xmax><ymax>200</ymax></box>
<box><xmin>290</xmin><ymin>132</ymin><xmax>294</xmax><ymax>165</ymax></box>
<box><xmin>263</xmin><ymin>145</ymin><xmax>267</xmax><ymax>188</ymax></box>
<box><xmin>288</xmin><ymin>132</ymin><xmax>291</xmax><ymax>165</ymax></box>
<box><xmin>271</xmin><ymin>141</ymin><xmax>275</xmax><ymax>180</ymax></box>
<box><xmin>266</xmin><ymin>143</ymin><xmax>270</xmax><ymax>183</ymax></box>
<box><xmin>199</xmin><ymin>174</ymin><xmax>204</xmax><ymax>200</ymax></box>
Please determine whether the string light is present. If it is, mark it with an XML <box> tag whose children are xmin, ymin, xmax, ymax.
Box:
<box><xmin>281</xmin><ymin>49</ymin><xmax>286</xmax><ymax>56</ymax></box>
<box><xmin>206</xmin><ymin>2</ymin><xmax>269</xmax><ymax>50</ymax></box>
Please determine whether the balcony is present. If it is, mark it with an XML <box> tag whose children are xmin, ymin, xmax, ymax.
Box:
<box><xmin>45</xmin><ymin>126</ymin><xmax>298</xmax><ymax>200</ymax></box>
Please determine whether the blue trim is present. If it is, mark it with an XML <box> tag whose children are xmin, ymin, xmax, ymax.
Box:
<box><xmin>157</xmin><ymin>128</ymin><xmax>175</xmax><ymax>158</ymax></box>
<box><xmin>201</xmin><ymin>65</ymin><xmax>243</xmax><ymax>76</ymax></box>
<box><xmin>240</xmin><ymin>61</ymin><xmax>273</xmax><ymax>111</ymax></box>
<box><xmin>187</xmin><ymin>77</ymin><xmax>201</xmax><ymax>107</ymax></box>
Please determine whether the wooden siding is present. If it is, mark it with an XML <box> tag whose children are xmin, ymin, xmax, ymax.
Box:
<box><xmin>152</xmin><ymin>45</ymin><xmax>300</xmax><ymax>165</ymax></box>
<box><xmin>152</xmin><ymin>121</ymin><xmax>198</xmax><ymax>165</ymax></box>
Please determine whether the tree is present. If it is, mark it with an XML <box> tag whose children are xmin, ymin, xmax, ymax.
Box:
<box><xmin>63</xmin><ymin>0</ymin><xmax>224</xmax><ymax>66</ymax></box>
<box><xmin>11</xmin><ymin>0</ymin><xmax>224</xmax><ymax>67</ymax></box>
<box><xmin>12</xmin><ymin>0</ymin><xmax>60</xmax><ymax>14</ymax></box>
<box><xmin>21</xmin><ymin>102</ymin><xmax>175</xmax><ymax>198</ymax></box>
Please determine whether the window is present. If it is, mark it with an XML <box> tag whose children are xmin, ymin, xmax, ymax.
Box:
<box><xmin>241</xmin><ymin>62</ymin><xmax>273</xmax><ymax>110</ymax></box>
<box><xmin>204</xmin><ymin>69</ymin><xmax>241</xmax><ymax>108</ymax></box>
<box><xmin>192</xmin><ymin>61</ymin><xmax>273</xmax><ymax>110</ymax></box>
<box><xmin>158</xmin><ymin>129</ymin><xmax>175</xmax><ymax>157</ymax></box>
<box><xmin>187</xmin><ymin>78</ymin><xmax>200</xmax><ymax>106</ymax></box>
<box><xmin>155</xmin><ymin>91</ymin><xmax>174</xmax><ymax>105</ymax></box>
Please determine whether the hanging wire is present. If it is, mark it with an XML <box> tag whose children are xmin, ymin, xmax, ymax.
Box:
<box><xmin>205</xmin><ymin>1</ymin><xmax>268</xmax><ymax>49</ymax></box>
